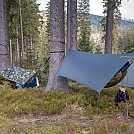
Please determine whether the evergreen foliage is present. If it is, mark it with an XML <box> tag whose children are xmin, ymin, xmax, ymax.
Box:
<box><xmin>100</xmin><ymin>0</ymin><xmax>122</xmax><ymax>54</ymax></box>
<box><xmin>7</xmin><ymin>0</ymin><xmax>41</xmax><ymax>67</ymax></box>
<box><xmin>118</xmin><ymin>27</ymin><xmax>134</xmax><ymax>53</ymax></box>
<box><xmin>77</xmin><ymin>0</ymin><xmax>93</xmax><ymax>52</ymax></box>
<box><xmin>102</xmin><ymin>0</ymin><xmax>122</xmax><ymax>53</ymax></box>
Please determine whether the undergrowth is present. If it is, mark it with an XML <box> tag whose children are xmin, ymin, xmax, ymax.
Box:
<box><xmin>0</xmin><ymin>81</ymin><xmax>134</xmax><ymax>118</ymax></box>
<box><xmin>0</xmin><ymin>80</ymin><xmax>134</xmax><ymax>133</ymax></box>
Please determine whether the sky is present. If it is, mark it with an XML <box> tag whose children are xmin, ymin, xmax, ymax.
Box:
<box><xmin>36</xmin><ymin>0</ymin><xmax>134</xmax><ymax>20</ymax></box>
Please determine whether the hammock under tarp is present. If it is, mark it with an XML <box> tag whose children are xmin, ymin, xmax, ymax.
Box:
<box><xmin>57</xmin><ymin>50</ymin><xmax>134</xmax><ymax>92</ymax></box>
<box><xmin>119</xmin><ymin>62</ymin><xmax>134</xmax><ymax>87</ymax></box>
<box><xmin>0</xmin><ymin>65</ymin><xmax>38</xmax><ymax>85</ymax></box>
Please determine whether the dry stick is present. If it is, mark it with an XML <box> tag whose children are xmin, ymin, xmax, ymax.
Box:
<box><xmin>126</xmin><ymin>101</ymin><xmax>129</xmax><ymax>118</ymax></box>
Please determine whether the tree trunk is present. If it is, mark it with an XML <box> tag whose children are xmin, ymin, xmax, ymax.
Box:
<box><xmin>0</xmin><ymin>0</ymin><xmax>9</xmax><ymax>69</ymax></box>
<box><xmin>46</xmin><ymin>0</ymin><xmax>68</xmax><ymax>91</ymax></box>
<box><xmin>105</xmin><ymin>0</ymin><xmax>114</xmax><ymax>54</ymax></box>
<box><xmin>19</xmin><ymin>0</ymin><xmax>24</xmax><ymax>63</ymax></box>
<box><xmin>9</xmin><ymin>39</ymin><xmax>12</xmax><ymax>65</ymax></box>
<box><xmin>67</xmin><ymin>0</ymin><xmax>77</xmax><ymax>50</ymax></box>
<box><xmin>16</xmin><ymin>24</ymin><xmax>20</xmax><ymax>66</ymax></box>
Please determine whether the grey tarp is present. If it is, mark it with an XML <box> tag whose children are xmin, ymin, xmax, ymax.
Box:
<box><xmin>57</xmin><ymin>50</ymin><xmax>134</xmax><ymax>92</ymax></box>
<box><xmin>119</xmin><ymin>62</ymin><xmax>134</xmax><ymax>87</ymax></box>
<box><xmin>0</xmin><ymin>65</ymin><xmax>37</xmax><ymax>85</ymax></box>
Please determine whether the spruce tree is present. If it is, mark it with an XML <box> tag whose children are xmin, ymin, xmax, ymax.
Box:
<box><xmin>77</xmin><ymin>0</ymin><xmax>92</xmax><ymax>52</ymax></box>
<box><xmin>102</xmin><ymin>0</ymin><xmax>122</xmax><ymax>54</ymax></box>
<box><xmin>46</xmin><ymin>0</ymin><xmax>68</xmax><ymax>90</ymax></box>
<box><xmin>7</xmin><ymin>0</ymin><xmax>41</xmax><ymax>67</ymax></box>
<box><xmin>0</xmin><ymin>0</ymin><xmax>10</xmax><ymax>69</ymax></box>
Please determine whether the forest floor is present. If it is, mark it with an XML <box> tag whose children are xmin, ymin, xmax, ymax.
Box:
<box><xmin>1</xmin><ymin>113</ymin><xmax>134</xmax><ymax>134</ymax></box>
<box><xmin>1</xmin><ymin>83</ymin><xmax>134</xmax><ymax>133</ymax></box>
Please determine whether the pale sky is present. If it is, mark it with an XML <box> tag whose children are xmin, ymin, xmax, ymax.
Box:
<box><xmin>36</xmin><ymin>0</ymin><xmax>134</xmax><ymax>20</ymax></box>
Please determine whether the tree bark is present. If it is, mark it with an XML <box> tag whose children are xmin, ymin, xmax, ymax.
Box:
<box><xmin>16</xmin><ymin>24</ymin><xmax>20</xmax><ymax>66</ymax></box>
<box><xmin>67</xmin><ymin>0</ymin><xmax>77</xmax><ymax>50</ymax></box>
<box><xmin>105</xmin><ymin>0</ymin><xmax>114</xmax><ymax>54</ymax></box>
<box><xmin>0</xmin><ymin>0</ymin><xmax>9</xmax><ymax>69</ymax></box>
<box><xmin>46</xmin><ymin>0</ymin><xmax>68</xmax><ymax>91</ymax></box>
<box><xmin>19</xmin><ymin>0</ymin><xmax>24</xmax><ymax>63</ymax></box>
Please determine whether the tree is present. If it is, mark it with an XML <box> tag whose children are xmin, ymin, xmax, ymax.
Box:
<box><xmin>100</xmin><ymin>16</ymin><xmax>121</xmax><ymax>54</ymax></box>
<box><xmin>103</xmin><ymin>0</ymin><xmax>122</xmax><ymax>54</ymax></box>
<box><xmin>46</xmin><ymin>0</ymin><xmax>68</xmax><ymax>91</ymax></box>
<box><xmin>0</xmin><ymin>0</ymin><xmax>10</xmax><ymax>69</ymax></box>
<box><xmin>77</xmin><ymin>0</ymin><xmax>92</xmax><ymax>52</ymax></box>
<box><xmin>118</xmin><ymin>27</ymin><xmax>134</xmax><ymax>53</ymax></box>
<box><xmin>7</xmin><ymin>0</ymin><xmax>41</xmax><ymax>67</ymax></box>
<box><xmin>67</xmin><ymin>0</ymin><xmax>77</xmax><ymax>50</ymax></box>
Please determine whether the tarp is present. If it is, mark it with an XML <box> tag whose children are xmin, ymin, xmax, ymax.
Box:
<box><xmin>57</xmin><ymin>50</ymin><xmax>134</xmax><ymax>92</ymax></box>
<box><xmin>0</xmin><ymin>65</ymin><xmax>37</xmax><ymax>85</ymax></box>
<box><xmin>119</xmin><ymin>62</ymin><xmax>134</xmax><ymax>87</ymax></box>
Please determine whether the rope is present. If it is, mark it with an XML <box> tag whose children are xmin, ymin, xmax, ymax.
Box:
<box><xmin>39</xmin><ymin>57</ymin><xmax>50</xmax><ymax>71</ymax></box>
<box><xmin>50</xmin><ymin>40</ymin><xmax>65</xmax><ymax>44</ymax></box>
<box><xmin>0</xmin><ymin>54</ymin><xmax>8</xmax><ymax>55</ymax></box>
<box><xmin>50</xmin><ymin>51</ymin><xmax>64</xmax><ymax>53</ymax></box>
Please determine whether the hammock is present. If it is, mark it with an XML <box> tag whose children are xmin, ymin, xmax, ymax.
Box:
<box><xmin>119</xmin><ymin>61</ymin><xmax>134</xmax><ymax>87</ymax></box>
<box><xmin>0</xmin><ymin>57</ymin><xmax>50</xmax><ymax>87</ymax></box>
<box><xmin>57</xmin><ymin>49</ymin><xmax>134</xmax><ymax>92</ymax></box>
<box><xmin>0</xmin><ymin>65</ymin><xmax>37</xmax><ymax>85</ymax></box>
<box><xmin>105</xmin><ymin>62</ymin><xmax>130</xmax><ymax>87</ymax></box>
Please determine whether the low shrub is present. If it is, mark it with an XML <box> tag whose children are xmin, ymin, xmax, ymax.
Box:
<box><xmin>0</xmin><ymin>81</ymin><xmax>134</xmax><ymax>119</ymax></box>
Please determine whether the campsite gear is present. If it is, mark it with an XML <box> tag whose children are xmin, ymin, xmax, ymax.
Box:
<box><xmin>0</xmin><ymin>57</ymin><xmax>49</xmax><ymax>88</ymax></box>
<box><xmin>119</xmin><ymin>61</ymin><xmax>134</xmax><ymax>87</ymax></box>
<box><xmin>16</xmin><ymin>76</ymin><xmax>39</xmax><ymax>88</ymax></box>
<box><xmin>0</xmin><ymin>65</ymin><xmax>37</xmax><ymax>85</ymax></box>
<box><xmin>0</xmin><ymin>65</ymin><xmax>38</xmax><ymax>88</ymax></box>
<box><xmin>115</xmin><ymin>88</ymin><xmax>129</xmax><ymax>118</ymax></box>
<box><xmin>105</xmin><ymin>62</ymin><xmax>130</xmax><ymax>88</ymax></box>
<box><xmin>115</xmin><ymin>88</ymin><xmax>129</xmax><ymax>103</ymax></box>
<box><xmin>57</xmin><ymin>49</ymin><xmax>134</xmax><ymax>92</ymax></box>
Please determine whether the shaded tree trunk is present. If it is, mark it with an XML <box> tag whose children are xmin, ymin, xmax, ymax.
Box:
<box><xmin>105</xmin><ymin>0</ymin><xmax>114</xmax><ymax>54</ymax></box>
<box><xmin>0</xmin><ymin>0</ymin><xmax>9</xmax><ymax>69</ymax></box>
<box><xmin>46</xmin><ymin>0</ymin><xmax>68</xmax><ymax>91</ymax></box>
<box><xmin>19</xmin><ymin>0</ymin><xmax>24</xmax><ymax>63</ymax></box>
<box><xmin>67</xmin><ymin>0</ymin><xmax>77</xmax><ymax>50</ymax></box>
<box><xmin>16</xmin><ymin>24</ymin><xmax>20</xmax><ymax>66</ymax></box>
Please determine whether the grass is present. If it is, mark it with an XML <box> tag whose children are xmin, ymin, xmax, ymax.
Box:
<box><xmin>0</xmin><ymin>80</ymin><xmax>134</xmax><ymax>133</ymax></box>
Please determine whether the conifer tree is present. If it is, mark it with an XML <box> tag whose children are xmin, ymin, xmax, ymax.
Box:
<box><xmin>46</xmin><ymin>0</ymin><xmax>68</xmax><ymax>90</ymax></box>
<box><xmin>0</xmin><ymin>0</ymin><xmax>10</xmax><ymax>69</ymax></box>
<box><xmin>118</xmin><ymin>27</ymin><xmax>134</xmax><ymax>53</ymax></box>
<box><xmin>77</xmin><ymin>0</ymin><xmax>92</xmax><ymax>52</ymax></box>
<box><xmin>7</xmin><ymin>0</ymin><xmax>41</xmax><ymax>66</ymax></box>
<box><xmin>67</xmin><ymin>0</ymin><xmax>77</xmax><ymax>50</ymax></box>
<box><xmin>103</xmin><ymin>0</ymin><xmax>122</xmax><ymax>54</ymax></box>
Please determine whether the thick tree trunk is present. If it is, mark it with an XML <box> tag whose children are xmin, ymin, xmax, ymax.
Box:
<box><xmin>105</xmin><ymin>0</ymin><xmax>114</xmax><ymax>54</ymax></box>
<box><xmin>46</xmin><ymin>0</ymin><xmax>68</xmax><ymax>91</ymax></box>
<box><xmin>67</xmin><ymin>0</ymin><xmax>77</xmax><ymax>50</ymax></box>
<box><xmin>0</xmin><ymin>0</ymin><xmax>9</xmax><ymax>69</ymax></box>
